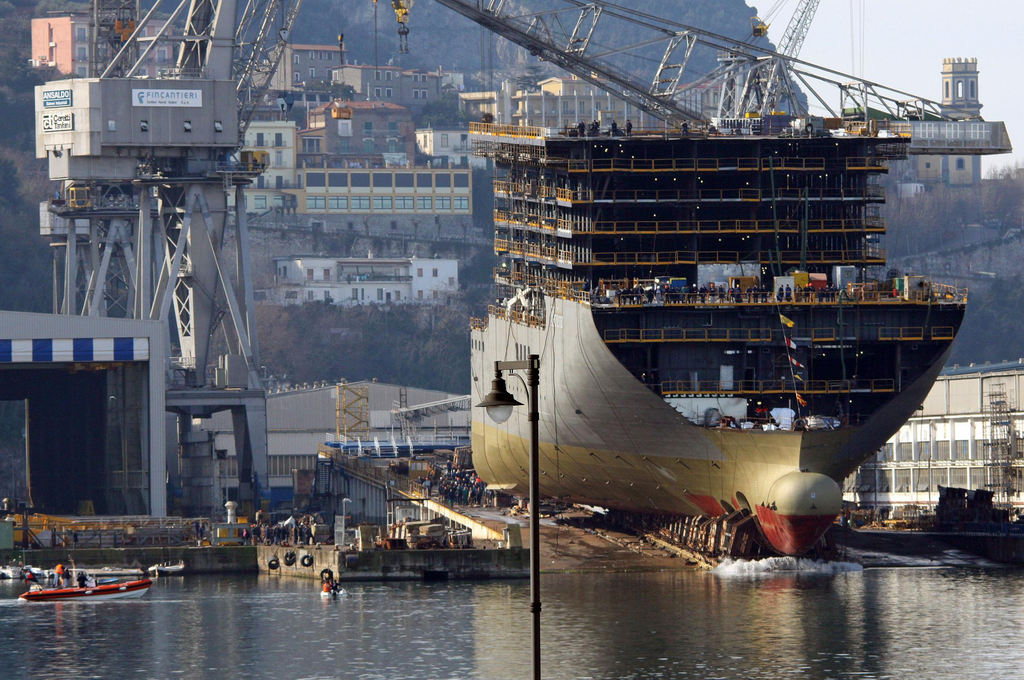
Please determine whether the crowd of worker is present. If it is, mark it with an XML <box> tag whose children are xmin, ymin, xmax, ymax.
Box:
<box><xmin>567</xmin><ymin>119</ymin><xmax>635</xmax><ymax>138</ymax></box>
<box><xmin>592</xmin><ymin>281</ymin><xmax>843</xmax><ymax>306</ymax></box>
<box><xmin>417</xmin><ymin>464</ymin><xmax>492</xmax><ymax>508</ymax></box>
<box><xmin>246</xmin><ymin>514</ymin><xmax>324</xmax><ymax>546</ymax></box>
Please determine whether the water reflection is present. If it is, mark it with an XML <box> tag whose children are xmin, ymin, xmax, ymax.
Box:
<box><xmin>2</xmin><ymin>568</ymin><xmax>1023</xmax><ymax>679</ymax></box>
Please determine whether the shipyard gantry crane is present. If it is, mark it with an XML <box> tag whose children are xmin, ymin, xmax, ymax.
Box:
<box><xmin>35</xmin><ymin>0</ymin><xmax>303</xmax><ymax>515</ymax></box>
<box><xmin>427</xmin><ymin>0</ymin><xmax>1013</xmax><ymax>152</ymax></box>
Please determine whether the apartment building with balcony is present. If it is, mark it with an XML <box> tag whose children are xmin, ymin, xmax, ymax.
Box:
<box><xmin>30</xmin><ymin>15</ymin><xmax>169</xmax><ymax>77</ymax></box>
<box><xmin>270</xmin><ymin>255</ymin><xmax>458</xmax><ymax>305</ymax></box>
<box><xmin>270</xmin><ymin>43</ymin><xmax>346</xmax><ymax>92</ymax></box>
<box><xmin>459</xmin><ymin>76</ymin><xmax>663</xmax><ymax>129</ymax></box>
<box><xmin>298</xmin><ymin>101</ymin><xmax>416</xmax><ymax>163</ymax></box>
<box><xmin>415</xmin><ymin>127</ymin><xmax>488</xmax><ymax>169</ymax></box>
<box><xmin>331</xmin><ymin>64</ymin><xmax>460</xmax><ymax>113</ymax></box>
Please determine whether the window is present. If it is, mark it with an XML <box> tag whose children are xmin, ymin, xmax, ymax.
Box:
<box><xmin>453</xmin><ymin>197</ymin><xmax>469</xmax><ymax>211</ymax></box>
<box><xmin>306</xmin><ymin>172</ymin><xmax>325</xmax><ymax>187</ymax></box>
<box><xmin>395</xmin><ymin>196</ymin><xmax>414</xmax><ymax>210</ymax></box>
<box><xmin>440</xmin><ymin>134</ymin><xmax>449</xmax><ymax>146</ymax></box>
<box><xmin>373</xmin><ymin>172</ymin><xmax>393</xmax><ymax>188</ymax></box>
<box><xmin>293</xmin><ymin>54</ymin><xmax>300</xmax><ymax>65</ymax></box>
<box><xmin>274</xmin><ymin>133</ymin><xmax>283</xmax><ymax>147</ymax></box>
<box><xmin>76</xmin><ymin>46</ymin><xmax>87</xmax><ymax>61</ymax></box>
<box><xmin>329</xmin><ymin>172</ymin><xmax>348</xmax><ymax>188</ymax></box>
<box><xmin>350</xmin><ymin>196</ymin><xmax>370</xmax><ymax>210</ymax></box>
<box><xmin>919</xmin><ymin>441</ymin><xmax>931</xmax><ymax>460</ymax></box>
<box><xmin>898</xmin><ymin>442</ymin><xmax>912</xmax><ymax>461</ymax></box>
<box><xmin>954</xmin><ymin>440</ymin><xmax>969</xmax><ymax>460</ymax></box>
<box><xmin>256</xmin><ymin>133</ymin><xmax>265</xmax><ymax>146</ymax></box>
<box><xmin>435</xmin><ymin>173</ymin><xmax>451</xmax><ymax>188</ymax></box>
<box><xmin>432</xmin><ymin>268</ymin><xmax>438</xmax><ymax>277</ymax></box>
<box><xmin>253</xmin><ymin>195</ymin><xmax>267</xmax><ymax>210</ymax></box>
<box><xmin>970</xmin><ymin>80</ymin><xmax>976</xmax><ymax>100</ymax></box>
<box><xmin>323</xmin><ymin>268</ymin><xmax>332</xmax><ymax>281</ymax></box>
<box><xmin>363</xmin><ymin>139</ymin><xmax>374</xmax><ymax>152</ymax></box>
<box><xmin>417</xmin><ymin>173</ymin><xmax>433</xmax><ymax>188</ymax></box>
<box><xmin>388</xmin><ymin>139</ymin><xmax>398</xmax><ymax>153</ymax></box>
<box><xmin>352</xmin><ymin>289</ymin><xmax>359</xmax><ymax>300</ymax></box>
<box><xmin>413</xmin><ymin>90</ymin><xmax>420</xmax><ymax>100</ymax></box>
<box><xmin>293</xmin><ymin>73</ymin><xmax>300</xmax><ymax>83</ymax></box>
<box><xmin>417</xmin><ymin>290</ymin><xmax>423</xmax><ymax>299</ymax></box>
<box><xmin>388</xmin><ymin>121</ymin><xmax>398</xmax><ymax>133</ymax></box>
<box><xmin>395</xmin><ymin>290</ymin><xmax>401</xmax><ymax>301</ymax></box>
<box><xmin>956</xmin><ymin>158</ymin><xmax>966</xmax><ymax>170</ymax></box>
<box><xmin>375</xmin><ymin>70</ymin><xmax>381</xmax><ymax>80</ymax></box>
<box><xmin>385</xmin><ymin>88</ymin><xmax>393</xmax><ymax>98</ymax></box>
<box><xmin>386</xmin><ymin>71</ymin><xmax>392</xmax><ymax>81</ymax></box>
<box><xmin>306</xmin><ymin>196</ymin><xmax>326</xmax><ymax>210</ymax></box>
<box><xmin>374</xmin><ymin>87</ymin><xmax>382</xmax><ymax>97</ymax></box>
<box><xmin>306</xmin><ymin>268</ymin><xmax>314</xmax><ymax>281</ymax></box>
<box><xmin>435</xmin><ymin>197</ymin><xmax>451</xmax><ymax>210</ymax></box>
<box><xmin>309</xmin><ymin>68</ymin><xmax>316</xmax><ymax>79</ymax></box>
<box><xmin>76</xmin><ymin>26</ymin><xmax>87</xmax><ymax>42</ymax></box>
<box><xmin>390</xmin><ymin>221</ymin><xmax>397</xmax><ymax>231</ymax></box>
<box><xmin>351</xmin><ymin>173</ymin><xmax>370</xmax><ymax>188</ymax></box>
<box><xmin>448</xmin><ymin>277</ymin><xmax>455</xmax><ymax>286</ymax></box>
<box><xmin>454</xmin><ymin>173</ymin><xmax>469</xmax><ymax>188</ymax></box>
<box><xmin>308</xmin><ymin>50</ymin><xmax>314</xmax><ymax>59</ymax></box>
<box><xmin>395</xmin><ymin>173</ymin><xmax>414</xmax><ymax>188</ymax></box>
<box><xmin>328</xmin><ymin>197</ymin><xmax>348</xmax><ymax>210</ymax></box>
<box><xmin>433</xmin><ymin>290</ymin><xmax>439</xmax><ymax>299</ymax></box>
<box><xmin>416</xmin><ymin>197</ymin><xmax>432</xmax><ymax>210</ymax></box>
<box><xmin>274</xmin><ymin>151</ymin><xmax>283</xmax><ymax>166</ymax></box>
<box><xmin>895</xmin><ymin>469</ymin><xmax>911</xmax><ymax>492</ymax></box>
<box><xmin>373</xmin><ymin>197</ymin><xmax>393</xmax><ymax>210</ymax></box>
<box><xmin>417</xmin><ymin>268</ymin><xmax>423</xmax><ymax>277</ymax></box>
<box><xmin>302</xmin><ymin>137</ymin><xmax>321</xmax><ymax>153</ymax></box>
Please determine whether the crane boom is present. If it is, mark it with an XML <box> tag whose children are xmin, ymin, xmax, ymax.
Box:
<box><xmin>430</xmin><ymin>0</ymin><xmax>977</xmax><ymax>125</ymax></box>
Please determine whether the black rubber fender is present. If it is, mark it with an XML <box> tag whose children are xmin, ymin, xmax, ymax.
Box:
<box><xmin>320</xmin><ymin>568</ymin><xmax>334</xmax><ymax>583</ymax></box>
<box><xmin>283</xmin><ymin>551</ymin><xmax>297</xmax><ymax>567</ymax></box>
<box><xmin>267</xmin><ymin>558</ymin><xmax>280</xmax><ymax>571</ymax></box>
<box><xmin>300</xmin><ymin>554</ymin><xmax>314</xmax><ymax>568</ymax></box>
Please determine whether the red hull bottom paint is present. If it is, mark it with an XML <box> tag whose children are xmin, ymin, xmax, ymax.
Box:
<box><xmin>756</xmin><ymin>505</ymin><xmax>836</xmax><ymax>556</ymax></box>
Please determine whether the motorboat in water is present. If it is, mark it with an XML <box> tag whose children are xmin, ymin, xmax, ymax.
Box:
<box><xmin>19</xmin><ymin>575</ymin><xmax>152</xmax><ymax>602</ymax></box>
<box><xmin>147</xmin><ymin>561</ymin><xmax>185</xmax><ymax>576</ymax></box>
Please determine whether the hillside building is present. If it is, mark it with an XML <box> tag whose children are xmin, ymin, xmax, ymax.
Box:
<box><xmin>270</xmin><ymin>43</ymin><xmax>346</xmax><ymax>91</ymax></box>
<box><xmin>415</xmin><ymin>127</ymin><xmax>489</xmax><ymax>169</ymax></box>
<box><xmin>30</xmin><ymin>15</ymin><xmax>169</xmax><ymax>77</ymax></box>
<box><xmin>331</xmin><ymin>64</ymin><xmax>462</xmax><ymax>112</ymax></box>
<box><xmin>269</xmin><ymin>255</ymin><xmax>458</xmax><ymax>305</ymax></box>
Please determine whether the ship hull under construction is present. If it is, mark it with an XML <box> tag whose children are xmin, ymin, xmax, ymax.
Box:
<box><xmin>471</xmin><ymin>296</ymin><xmax>950</xmax><ymax>556</ymax></box>
<box><xmin>469</xmin><ymin>123</ymin><xmax>965</xmax><ymax>556</ymax></box>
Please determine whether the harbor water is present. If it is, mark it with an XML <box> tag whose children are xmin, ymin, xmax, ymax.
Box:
<box><xmin>2</xmin><ymin>566</ymin><xmax>1023</xmax><ymax>679</ymax></box>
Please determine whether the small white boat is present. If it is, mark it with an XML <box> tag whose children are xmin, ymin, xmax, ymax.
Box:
<box><xmin>92</xmin><ymin>566</ymin><xmax>147</xmax><ymax>578</ymax></box>
<box><xmin>19</xmin><ymin>578</ymin><xmax>152</xmax><ymax>602</ymax></box>
<box><xmin>147</xmin><ymin>561</ymin><xmax>185</xmax><ymax>576</ymax></box>
<box><xmin>0</xmin><ymin>566</ymin><xmax>45</xmax><ymax>581</ymax></box>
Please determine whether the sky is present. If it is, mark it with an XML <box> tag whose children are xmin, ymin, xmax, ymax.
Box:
<box><xmin>767</xmin><ymin>0</ymin><xmax>1023</xmax><ymax>171</ymax></box>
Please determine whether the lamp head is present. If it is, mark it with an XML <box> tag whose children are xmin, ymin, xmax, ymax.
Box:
<box><xmin>476</xmin><ymin>372</ymin><xmax>522</xmax><ymax>424</ymax></box>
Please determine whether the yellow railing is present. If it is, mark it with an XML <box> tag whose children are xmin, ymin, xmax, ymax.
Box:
<box><xmin>564</xmin><ymin>156</ymin><xmax>847</xmax><ymax>173</ymax></box>
<box><xmin>586</xmin><ymin>249</ymin><xmax>885</xmax><ymax>266</ymax></box>
<box><xmin>658</xmin><ymin>378</ymin><xmax>896</xmax><ymax>396</ymax></box>
<box><xmin>592</xmin><ymin>289</ymin><xmax>963</xmax><ymax>307</ymax></box>
<box><xmin>470</xmin><ymin>317</ymin><xmax>488</xmax><ymax>331</ymax></box>
<box><xmin>880</xmin><ymin>326</ymin><xmax>957</xmax><ymax>341</ymax></box>
<box><xmin>586</xmin><ymin>217</ymin><xmax>884</xmax><ymax>235</ymax></box>
<box><xmin>470</xmin><ymin>122</ymin><xmax>547</xmax><ymax>139</ymax></box>
<box><xmin>604</xmin><ymin>328</ymin><xmax>774</xmax><ymax>343</ymax></box>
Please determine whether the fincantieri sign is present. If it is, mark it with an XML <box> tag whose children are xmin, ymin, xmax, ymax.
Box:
<box><xmin>132</xmin><ymin>89</ymin><xmax>203</xmax><ymax>107</ymax></box>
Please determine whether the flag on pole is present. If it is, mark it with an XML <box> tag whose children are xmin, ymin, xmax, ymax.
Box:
<box><xmin>790</xmin><ymin>356</ymin><xmax>805</xmax><ymax>369</ymax></box>
<box><xmin>792</xmin><ymin>374</ymin><xmax>804</xmax><ymax>381</ymax></box>
<box><xmin>795</xmin><ymin>393</ymin><xmax>808</xmax><ymax>407</ymax></box>
<box><xmin>779</xmin><ymin>314</ymin><xmax>795</xmax><ymax>328</ymax></box>
<box><xmin>785</xmin><ymin>336</ymin><xmax>798</xmax><ymax>350</ymax></box>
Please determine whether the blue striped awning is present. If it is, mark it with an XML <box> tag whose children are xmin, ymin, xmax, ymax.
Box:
<box><xmin>0</xmin><ymin>337</ymin><xmax>150</xmax><ymax>363</ymax></box>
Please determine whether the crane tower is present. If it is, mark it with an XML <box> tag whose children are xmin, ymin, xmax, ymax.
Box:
<box><xmin>34</xmin><ymin>0</ymin><xmax>302</xmax><ymax>515</ymax></box>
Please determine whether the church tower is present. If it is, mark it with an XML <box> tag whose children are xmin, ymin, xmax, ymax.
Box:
<box><xmin>941</xmin><ymin>57</ymin><xmax>982</xmax><ymax>119</ymax></box>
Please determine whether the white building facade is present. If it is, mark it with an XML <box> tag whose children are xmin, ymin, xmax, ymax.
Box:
<box><xmin>415</xmin><ymin>127</ymin><xmax>488</xmax><ymax>169</ymax></box>
<box><xmin>844</xmin><ymin>360</ymin><xmax>1024</xmax><ymax>513</ymax></box>
<box><xmin>271</xmin><ymin>255</ymin><xmax>458</xmax><ymax>305</ymax></box>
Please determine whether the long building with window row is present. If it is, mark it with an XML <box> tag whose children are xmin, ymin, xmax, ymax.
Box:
<box><xmin>844</xmin><ymin>359</ymin><xmax>1024</xmax><ymax>512</ymax></box>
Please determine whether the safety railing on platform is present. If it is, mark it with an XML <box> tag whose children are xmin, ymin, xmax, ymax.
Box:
<box><xmin>603</xmin><ymin>328</ymin><xmax>774</xmax><ymax>343</ymax></box>
<box><xmin>658</xmin><ymin>378</ymin><xmax>896</xmax><ymax>396</ymax></box>
<box><xmin>591</xmin><ymin>288</ymin><xmax>964</xmax><ymax>308</ymax></box>
<box><xmin>586</xmin><ymin>249</ymin><xmax>885</xmax><ymax>266</ymax></box>
<box><xmin>584</xmin><ymin>217</ymin><xmax>884</xmax><ymax>235</ymax></box>
<box><xmin>470</xmin><ymin>122</ymin><xmax>547</xmax><ymax>139</ymax></box>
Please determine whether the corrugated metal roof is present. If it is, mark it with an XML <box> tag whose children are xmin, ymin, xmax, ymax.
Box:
<box><xmin>0</xmin><ymin>311</ymin><xmax>164</xmax><ymax>340</ymax></box>
<box><xmin>941</xmin><ymin>359</ymin><xmax>1024</xmax><ymax>377</ymax></box>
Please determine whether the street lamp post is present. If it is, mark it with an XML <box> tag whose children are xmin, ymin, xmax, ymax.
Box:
<box><xmin>476</xmin><ymin>354</ymin><xmax>541</xmax><ymax>680</ymax></box>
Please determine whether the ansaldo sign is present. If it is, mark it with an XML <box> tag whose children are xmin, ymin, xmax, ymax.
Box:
<box><xmin>132</xmin><ymin>89</ymin><xmax>203</xmax><ymax>107</ymax></box>
<box><xmin>42</xmin><ymin>89</ymin><xmax>73</xmax><ymax>108</ymax></box>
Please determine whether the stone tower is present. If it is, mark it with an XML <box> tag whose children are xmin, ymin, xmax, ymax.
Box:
<box><xmin>941</xmin><ymin>57</ymin><xmax>982</xmax><ymax>119</ymax></box>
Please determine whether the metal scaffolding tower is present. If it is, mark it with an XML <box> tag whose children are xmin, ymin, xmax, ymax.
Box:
<box><xmin>983</xmin><ymin>382</ymin><xmax>1017</xmax><ymax>505</ymax></box>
